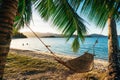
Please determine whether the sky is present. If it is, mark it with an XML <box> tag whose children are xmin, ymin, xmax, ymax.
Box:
<box><xmin>20</xmin><ymin>10</ymin><xmax>58</xmax><ymax>33</ymax></box>
<box><xmin>20</xmin><ymin>8</ymin><xmax>120</xmax><ymax>36</ymax></box>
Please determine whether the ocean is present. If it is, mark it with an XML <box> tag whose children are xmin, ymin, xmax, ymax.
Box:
<box><xmin>10</xmin><ymin>37</ymin><xmax>120</xmax><ymax>60</ymax></box>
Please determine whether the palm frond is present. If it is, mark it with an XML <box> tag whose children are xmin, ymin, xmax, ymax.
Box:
<box><xmin>68</xmin><ymin>0</ymin><xmax>84</xmax><ymax>11</ymax></box>
<box><xmin>14</xmin><ymin>0</ymin><xmax>32</xmax><ymax>30</ymax></box>
<box><xmin>71</xmin><ymin>36</ymin><xmax>80</xmax><ymax>52</ymax></box>
<box><xmin>33</xmin><ymin>0</ymin><xmax>87</xmax><ymax>52</ymax></box>
<box><xmin>79</xmin><ymin>0</ymin><xmax>120</xmax><ymax>28</ymax></box>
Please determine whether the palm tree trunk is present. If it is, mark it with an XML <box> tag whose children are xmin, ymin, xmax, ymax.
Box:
<box><xmin>108</xmin><ymin>17</ymin><xmax>120</xmax><ymax>79</ymax></box>
<box><xmin>0</xmin><ymin>0</ymin><xmax>18</xmax><ymax>79</ymax></box>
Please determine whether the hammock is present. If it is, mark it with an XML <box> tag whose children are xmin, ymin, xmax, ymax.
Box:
<box><xmin>54</xmin><ymin>52</ymin><xmax>94</xmax><ymax>72</ymax></box>
<box><xmin>28</xmin><ymin>26</ymin><xmax>97</xmax><ymax>73</ymax></box>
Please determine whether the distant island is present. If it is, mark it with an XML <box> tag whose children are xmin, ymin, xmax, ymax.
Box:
<box><xmin>12</xmin><ymin>32</ymin><xmax>27</xmax><ymax>38</ymax></box>
<box><xmin>85</xmin><ymin>34</ymin><xmax>107</xmax><ymax>37</ymax></box>
<box><xmin>22</xmin><ymin>32</ymin><xmax>107</xmax><ymax>38</ymax></box>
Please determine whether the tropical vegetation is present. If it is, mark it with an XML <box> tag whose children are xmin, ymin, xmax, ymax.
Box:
<box><xmin>78</xmin><ymin>1</ymin><xmax>120</xmax><ymax>79</ymax></box>
<box><xmin>0</xmin><ymin>0</ymin><xmax>120</xmax><ymax>80</ymax></box>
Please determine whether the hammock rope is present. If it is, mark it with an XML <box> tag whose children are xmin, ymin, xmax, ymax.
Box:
<box><xmin>86</xmin><ymin>30</ymin><xmax>103</xmax><ymax>56</ymax></box>
<box><xmin>86</xmin><ymin>39</ymin><xmax>98</xmax><ymax>56</ymax></box>
<box><xmin>27</xmin><ymin>25</ymin><xmax>66</xmax><ymax>66</ymax></box>
<box><xmin>26</xmin><ymin>25</ymin><xmax>103</xmax><ymax>72</ymax></box>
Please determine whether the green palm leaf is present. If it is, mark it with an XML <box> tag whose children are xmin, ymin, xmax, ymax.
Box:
<box><xmin>72</xmin><ymin>36</ymin><xmax>80</xmax><ymax>52</ymax></box>
<box><xmin>80</xmin><ymin>0</ymin><xmax>120</xmax><ymax>28</ymax></box>
<box><xmin>14</xmin><ymin>0</ymin><xmax>32</xmax><ymax>30</ymax></box>
<box><xmin>33</xmin><ymin>0</ymin><xmax>87</xmax><ymax>52</ymax></box>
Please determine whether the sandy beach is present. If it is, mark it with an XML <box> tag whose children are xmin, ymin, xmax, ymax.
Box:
<box><xmin>5</xmin><ymin>48</ymin><xmax>108</xmax><ymax>79</ymax></box>
<box><xmin>10</xmin><ymin>48</ymin><xmax>108</xmax><ymax>67</ymax></box>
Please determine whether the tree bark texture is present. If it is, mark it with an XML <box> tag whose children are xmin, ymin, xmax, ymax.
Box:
<box><xmin>108</xmin><ymin>17</ymin><xmax>120</xmax><ymax>80</ymax></box>
<box><xmin>0</xmin><ymin>0</ymin><xmax>18</xmax><ymax>79</ymax></box>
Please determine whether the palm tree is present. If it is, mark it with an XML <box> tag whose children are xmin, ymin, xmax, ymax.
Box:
<box><xmin>0</xmin><ymin>0</ymin><xmax>37</xmax><ymax>79</ymax></box>
<box><xmin>0</xmin><ymin>0</ymin><xmax>87</xmax><ymax>79</ymax></box>
<box><xmin>77</xmin><ymin>0</ymin><xmax>120</xmax><ymax>79</ymax></box>
<box><xmin>0</xmin><ymin>0</ymin><xmax>18</xmax><ymax>79</ymax></box>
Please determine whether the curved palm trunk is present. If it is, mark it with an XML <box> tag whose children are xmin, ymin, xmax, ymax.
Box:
<box><xmin>0</xmin><ymin>0</ymin><xmax>18</xmax><ymax>79</ymax></box>
<box><xmin>108</xmin><ymin>17</ymin><xmax>120</xmax><ymax>79</ymax></box>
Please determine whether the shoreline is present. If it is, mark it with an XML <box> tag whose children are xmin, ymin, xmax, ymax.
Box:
<box><xmin>9</xmin><ymin>48</ymin><xmax>108</xmax><ymax>70</ymax></box>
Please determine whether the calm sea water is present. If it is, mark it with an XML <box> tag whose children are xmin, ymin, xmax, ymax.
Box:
<box><xmin>10</xmin><ymin>37</ymin><xmax>120</xmax><ymax>60</ymax></box>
